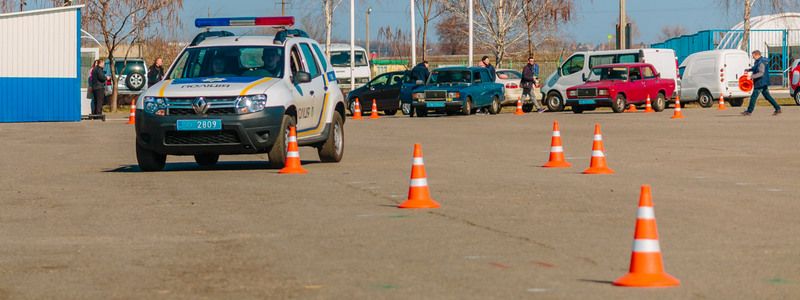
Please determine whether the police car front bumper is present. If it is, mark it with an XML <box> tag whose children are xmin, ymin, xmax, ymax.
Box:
<box><xmin>135</xmin><ymin>107</ymin><xmax>286</xmax><ymax>156</ymax></box>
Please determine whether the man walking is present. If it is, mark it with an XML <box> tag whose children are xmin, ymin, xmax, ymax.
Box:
<box><xmin>147</xmin><ymin>58</ymin><xmax>165</xmax><ymax>87</ymax></box>
<box><xmin>521</xmin><ymin>57</ymin><xmax>545</xmax><ymax>113</ymax></box>
<box><xmin>743</xmin><ymin>50</ymin><xmax>781</xmax><ymax>116</ymax></box>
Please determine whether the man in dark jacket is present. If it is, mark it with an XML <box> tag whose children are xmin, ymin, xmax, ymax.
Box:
<box><xmin>147</xmin><ymin>58</ymin><xmax>165</xmax><ymax>87</ymax></box>
<box><xmin>480</xmin><ymin>56</ymin><xmax>496</xmax><ymax>81</ymax></box>
<box><xmin>411</xmin><ymin>61</ymin><xmax>430</xmax><ymax>82</ymax></box>
<box><xmin>521</xmin><ymin>57</ymin><xmax>544</xmax><ymax>113</ymax></box>
<box><xmin>743</xmin><ymin>50</ymin><xmax>781</xmax><ymax>116</ymax></box>
<box><xmin>91</xmin><ymin>59</ymin><xmax>108</xmax><ymax>115</ymax></box>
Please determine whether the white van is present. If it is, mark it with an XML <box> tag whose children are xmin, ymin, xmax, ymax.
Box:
<box><xmin>679</xmin><ymin>49</ymin><xmax>751</xmax><ymax>108</ymax></box>
<box><xmin>541</xmin><ymin>48</ymin><xmax>678</xmax><ymax>111</ymax></box>
<box><xmin>326</xmin><ymin>44</ymin><xmax>371</xmax><ymax>93</ymax></box>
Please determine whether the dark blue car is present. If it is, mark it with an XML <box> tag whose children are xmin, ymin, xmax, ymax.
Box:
<box><xmin>345</xmin><ymin>71</ymin><xmax>422</xmax><ymax>116</ymax></box>
<box><xmin>409</xmin><ymin>67</ymin><xmax>505</xmax><ymax>117</ymax></box>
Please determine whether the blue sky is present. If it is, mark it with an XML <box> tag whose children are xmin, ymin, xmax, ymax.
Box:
<box><xmin>177</xmin><ymin>0</ymin><xmax>762</xmax><ymax>45</ymax></box>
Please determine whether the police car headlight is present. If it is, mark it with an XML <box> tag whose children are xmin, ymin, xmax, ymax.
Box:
<box><xmin>236</xmin><ymin>94</ymin><xmax>268</xmax><ymax>114</ymax></box>
<box><xmin>144</xmin><ymin>96</ymin><xmax>166</xmax><ymax>115</ymax></box>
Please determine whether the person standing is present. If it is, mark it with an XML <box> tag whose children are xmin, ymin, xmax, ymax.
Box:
<box><xmin>90</xmin><ymin>59</ymin><xmax>108</xmax><ymax>116</ymax></box>
<box><xmin>411</xmin><ymin>60</ymin><xmax>430</xmax><ymax>82</ymax></box>
<box><xmin>147</xmin><ymin>57</ymin><xmax>165</xmax><ymax>87</ymax></box>
<box><xmin>521</xmin><ymin>57</ymin><xmax>545</xmax><ymax>113</ymax></box>
<box><xmin>479</xmin><ymin>56</ymin><xmax>496</xmax><ymax>81</ymax></box>
<box><xmin>743</xmin><ymin>50</ymin><xmax>781</xmax><ymax>116</ymax></box>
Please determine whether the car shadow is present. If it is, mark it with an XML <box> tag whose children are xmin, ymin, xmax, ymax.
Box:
<box><xmin>105</xmin><ymin>160</ymin><xmax>320</xmax><ymax>173</ymax></box>
<box><xmin>578</xmin><ymin>279</ymin><xmax>615</xmax><ymax>285</ymax></box>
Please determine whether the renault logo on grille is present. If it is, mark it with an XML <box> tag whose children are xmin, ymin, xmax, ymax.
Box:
<box><xmin>192</xmin><ymin>97</ymin><xmax>211</xmax><ymax>114</ymax></box>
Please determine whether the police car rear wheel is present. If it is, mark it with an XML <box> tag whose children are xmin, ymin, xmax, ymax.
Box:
<box><xmin>268</xmin><ymin>114</ymin><xmax>295</xmax><ymax>169</ymax></box>
<box><xmin>319</xmin><ymin>113</ymin><xmax>344</xmax><ymax>162</ymax></box>
<box><xmin>194</xmin><ymin>154</ymin><xmax>219</xmax><ymax>166</ymax></box>
<box><xmin>136</xmin><ymin>143</ymin><xmax>166</xmax><ymax>172</ymax></box>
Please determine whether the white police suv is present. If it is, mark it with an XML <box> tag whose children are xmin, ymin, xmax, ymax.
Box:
<box><xmin>135</xmin><ymin>17</ymin><xmax>345</xmax><ymax>171</ymax></box>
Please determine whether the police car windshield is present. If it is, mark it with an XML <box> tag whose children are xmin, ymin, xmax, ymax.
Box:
<box><xmin>428</xmin><ymin>70</ymin><xmax>471</xmax><ymax>84</ymax></box>
<box><xmin>329</xmin><ymin>51</ymin><xmax>368</xmax><ymax>67</ymax></box>
<box><xmin>168</xmin><ymin>46</ymin><xmax>284</xmax><ymax>79</ymax></box>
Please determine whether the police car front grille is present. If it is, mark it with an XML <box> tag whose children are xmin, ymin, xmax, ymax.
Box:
<box><xmin>164</xmin><ymin>130</ymin><xmax>241</xmax><ymax>145</ymax></box>
<box><xmin>166</xmin><ymin>97</ymin><xmax>238</xmax><ymax>116</ymax></box>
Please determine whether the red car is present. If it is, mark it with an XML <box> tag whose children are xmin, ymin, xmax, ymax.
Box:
<box><xmin>566</xmin><ymin>63</ymin><xmax>676</xmax><ymax>113</ymax></box>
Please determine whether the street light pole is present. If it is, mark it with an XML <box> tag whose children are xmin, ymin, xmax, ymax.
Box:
<box><xmin>619</xmin><ymin>0</ymin><xmax>626</xmax><ymax>50</ymax></box>
<box><xmin>350</xmin><ymin>0</ymin><xmax>355</xmax><ymax>92</ymax></box>
<box><xmin>468</xmin><ymin>0</ymin><xmax>473</xmax><ymax>66</ymax></box>
<box><xmin>410</xmin><ymin>0</ymin><xmax>416</xmax><ymax>66</ymax></box>
<box><xmin>366</xmin><ymin>7</ymin><xmax>372</xmax><ymax>61</ymax></box>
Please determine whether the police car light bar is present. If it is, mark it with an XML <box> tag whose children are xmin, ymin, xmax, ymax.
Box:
<box><xmin>195</xmin><ymin>16</ymin><xmax>295</xmax><ymax>28</ymax></box>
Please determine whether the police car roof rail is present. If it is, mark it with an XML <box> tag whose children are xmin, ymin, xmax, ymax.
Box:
<box><xmin>190</xmin><ymin>30</ymin><xmax>235</xmax><ymax>47</ymax></box>
<box><xmin>274</xmin><ymin>29</ymin><xmax>309</xmax><ymax>44</ymax></box>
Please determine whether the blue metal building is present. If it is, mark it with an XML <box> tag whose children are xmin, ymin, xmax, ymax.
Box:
<box><xmin>0</xmin><ymin>6</ymin><xmax>82</xmax><ymax>123</ymax></box>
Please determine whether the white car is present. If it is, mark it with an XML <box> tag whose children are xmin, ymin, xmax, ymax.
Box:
<box><xmin>325</xmin><ymin>43</ymin><xmax>371</xmax><ymax>94</ymax></box>
<box><xmin>679</xmin><ymin>49</ymin><xmax>751</xmax><ymax>108</ymax></box>
<box><xmin>135</xmin><ymin>16</ymin><xmax>346</xmax><ymax>171</ymax></box>
<box><xmin>495</xmin><ymin>69</ymin><xmax>540</xmax><ymax>111</ymax></box>
<box><xmin>541</xmin><ymin>48</ymin><xmax>679</xmax><ymax>111</ymax></box>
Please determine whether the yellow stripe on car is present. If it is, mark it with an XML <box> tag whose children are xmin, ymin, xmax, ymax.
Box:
<box><xmin>240</xmin><ymin>77</ymin><xmax>273</xmax><ymax>96</ymax></box>
<box><xmin>298</xmin><ymin>92</ymin><xmax>329</xmax><ymax>138</ymax></box>
<box><xmin>158</xmin><ymin>80</ymin><xmax>172</xmax><ymax>97</ymax></box>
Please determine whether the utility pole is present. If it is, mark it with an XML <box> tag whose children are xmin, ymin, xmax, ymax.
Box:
<box><xmin>619</xmin><ymin>0</ymin><xmax>626</xmax><ymax>50</ymax></box>
<box><xmin>19</xmin><ymin>1</ymin><xmax>26</xmax><ymax>12</ymax></box>
<box><xmin>349</xmin><ymin>0</ymin><xmax>355</xmax><ymax>92</ymax></box>
<box><xmin>366</xmin><ymin>7</ymin><xmax>372</xmax><ymax>61</ymax></box>
<box><xmin>410</xmin><ymin>0</ymin><xmax>416</xmax><ymax>66</ymax></box>
<box><xmin>468</xmin><ymin>0</ymin><xmax>473</xmax><ymax>66</ymax></box>
<box><xmin>280</xmin><ymin>0</ymin><xmax>288</xmax><ymax>16</ymax></box>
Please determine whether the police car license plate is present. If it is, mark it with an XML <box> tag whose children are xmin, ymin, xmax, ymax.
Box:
<box><xmin>578</xmin><ymin>100</ymin><xmax>595</xmax><ymax>105</ymax></box>
<box><xmin>427</xmin><ymin>102</ymin><xmax>445</xmax><ymax>108</ymax></box>
<box><xmin>177</xmin><ymin>119</ymin><xmax>222</xmax><ymax>131</ymax></box>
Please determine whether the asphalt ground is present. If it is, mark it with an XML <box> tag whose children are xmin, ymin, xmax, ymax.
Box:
<box><xmin>0</xmin><ymin>103</ymin><xmax>799</xmax><ymax>299</ymax></box>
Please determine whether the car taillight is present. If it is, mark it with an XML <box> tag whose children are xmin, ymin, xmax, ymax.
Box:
<box><xmin>505</xmin><ymin>83</ymin><xmax>519</xmax><ymax>89</ymax></box>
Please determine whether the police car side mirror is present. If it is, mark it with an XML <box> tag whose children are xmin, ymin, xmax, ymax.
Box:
<box><xmin>293</xmin><ymin>71</ymin><xmax>311</xmax><ymax>84</ymax></box>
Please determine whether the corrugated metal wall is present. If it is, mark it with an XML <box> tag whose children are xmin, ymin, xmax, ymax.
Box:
<box><xmin>0</xmin><ymin>7</ymin><xmax>81</xmax><ymax>122</ymax></box>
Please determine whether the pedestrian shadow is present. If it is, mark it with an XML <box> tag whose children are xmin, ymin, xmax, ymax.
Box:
<box><xmin>104</xmin><ymin>160</ymin><xmax>320</xmax><ymax>173</ymax></box>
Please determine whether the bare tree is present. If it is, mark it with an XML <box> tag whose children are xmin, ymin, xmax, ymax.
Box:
<box><xmin>719</xmin><ymin>0</ymin><xmax>800</xmax><ymax>51</ymax></box>
<box><xmin>0</xmin><ymin>0</ymin><xmax>62</xmax><ymax>13</ymax></box>
<box><xmin>415</xmin><ymin>0</ymin><xmax>444</xmax><ymax>61</ymax></box>
<box><xmin>444</xmin><ymin>0</ymin><xmax>526</xmax><ymax>67</ymax></box>
<box><xmin>658</xmin><ymin>25</ymin><xmax>687</xmax><ymax>41</ymax></box>
<box><xmin>521</xmin><ymin>0</ymin><xmax>574</xmax><ymax>58</ymax></box>
<box><xmin>436</xmin><ymin>11</ymin><xmax>468</xmax><ymax>55</ymax></box>
<box><xmin>83</xmin><ymin>0</ymin><xmax>183</xmax><ymax>112</ymax></box>
<box><xmin>300</xmin><ymin>11</ymin><xmax>325</xmax><ymax>42</ymax></box>
<box><xmin>321</xmin><ymin>0</ymin><xmax>344</xmax><ymax>59</ymax></box>
<box><xmin>376</xmin><ymin>25</ymin><xmax>413</xmax><ymax>57</ymax></box>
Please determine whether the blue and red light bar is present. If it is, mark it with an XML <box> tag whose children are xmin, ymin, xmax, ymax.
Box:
<box><xmin>195</xmin><ymin>16</ymin><xmax>295</xmax><ymax>28</ymax></box>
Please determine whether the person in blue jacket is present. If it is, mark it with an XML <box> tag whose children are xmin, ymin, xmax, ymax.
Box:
<box><xmin>410</xmin><ymin>61</ymin><xmax>430</xmax><ymax>82</ymax></box>
<box><xmin>743</xmin><ymin>50</ymin><xmax>781</xmax><ymax>116</ymax></box>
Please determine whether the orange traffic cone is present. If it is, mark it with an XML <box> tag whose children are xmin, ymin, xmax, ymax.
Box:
<box><xmin>644</xmin><ymin>95</ymin><xmax>655</xmax><ymax>113</ymax></box>
<box><xmin>671</xmin><ymin>97</ymin><xmax>684</xmax><ymax>119</ymax></box>
<box><xmin>614</xmin><ymin>185</ymin><xmax>680</xmax><ymax>288</ymax></box>
<box><xmin>352</xmin><ymin>98</ymin><xmax>363</xmax><ymax>120</ymax></box>
<box><xmin>543</xmin><ymin>120</ymin><xmax>571</xmax><ymax>168</ymax></box>
<box><xmin>398</xmin><ymin>144</ymin><xmax>440</xmax><ymax>209</ymax></box>
<box><xmin>718</xmin><ymin>94</ymin><xmax>727</xmax><ymax>111</ymax></box>
<box><xmin>278</xmin><ymin>126</ymin><xmax>308</xmax><ymax>174</ymax></box>
<box><xmin>624</xmin><ymin>104</ymin><xmax>638</xmax><ymax>113</ymax></box>
<box><xmin>370</xmin><ymin>99</ymin><xmax>380</xmax><ymax>119</ymax></box>
<box><xmin>583</xmin><ymin>124</ymin><xmax>614</xmax><ymax>174</ymax></box>
<box><xmin>514</xmin><ymin>98</ymin><xmax>524</xmax><ymax>115</ymax></box>
<box><xmin>127</xmin><ymin>98</ymin><xmax>137</xmax><ymax>125</ymax></box>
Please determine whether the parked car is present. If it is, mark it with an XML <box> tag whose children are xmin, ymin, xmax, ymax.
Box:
<box><xmin>789</xmin><ymin>59</ymin><xmax>800</xmax><ymax>105</ymax></box>
<box><xmin>105</xmin><ymin>58</ymin><xmax>148</xmax><ymax>94</ymax></box>
<box><xmin>679</xmin><ymin>49</ymin><xmax>750</xmax><ymax>108</ymax></box>
<box><xmin>346</xmin><ymin>70</ymin><xmax>419</xmax><ymax>116</ymax></box>
<box><xmin>542</xmin><ymin>48</ymin><xmax>678</xmax><ymax>112</ymax></box>
<box><xmin>410</xmin><ymin>66</ymin><xmax>505</xmax><ymax>117</ymax></box>
<box><xmin>325</xmin><ymin>44</ymin><xmax>371</xmax><ymax>94</ymax></box>
<box><xmin>495</xmin><ymin>69</ymin><xmax>541</xmax><ymax>112</ymax></box>
<box><xmin>565</xmin><ymin>63</ymin><xmax>675</xmax><ymax>114</ymax></box>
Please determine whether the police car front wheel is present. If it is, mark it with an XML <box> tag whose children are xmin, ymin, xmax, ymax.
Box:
<box><xmin>268</xmin><ymin>114</ymin><xmax>295</xmax><ymax>169</ymax></box>
<box><xmin>136</xmin><ymin>143</ymin><xmax>166</xmax><ymax>172</ymax></box>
